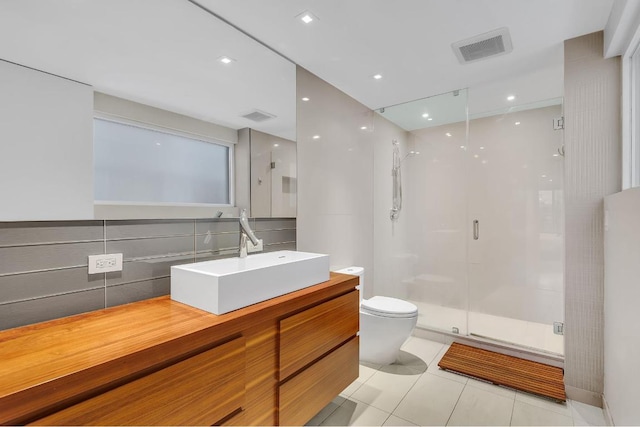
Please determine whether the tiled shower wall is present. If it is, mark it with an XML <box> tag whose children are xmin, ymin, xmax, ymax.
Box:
<box><xmin>564</xmin><ymin>31</ymin><xmax>621</xmax><ymax>405</ymax></box>
<box><xmin>0</xmin><ymin>218</ymin><xmax>296</xmax><ymax>331</ymax></box>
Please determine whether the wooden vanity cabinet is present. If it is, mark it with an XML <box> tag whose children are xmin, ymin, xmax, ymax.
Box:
<box><xmin>33</xmin><ymin>337</ymin><xmax>247</xmax><ymax>426</ymax></box>
<box><xmin>0</xmin><ymin>272</ymin><xmax>358</xmax><ymax>426</ymax></box>
<box><xmin>279</xmin><ymin>291</ymin><xmax>360</xmax><ymax>425</ymax></box>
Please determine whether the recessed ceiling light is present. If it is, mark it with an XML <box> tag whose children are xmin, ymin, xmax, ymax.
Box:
<box><xmin>297</xmin><ymin>10</ymin><xmax>318</xmax><ymax>24</ymax></box>
<box><xmin>373</xmin><ymin>74</ymin><xmax>383</xmax><ymax>80</ymax></box>
<box><xmin>312</xmin><ymin>135</ymin><xmax>320</xmax><ymax>139</ymax></box>
<box><xmin>479</xmin><ymin>146</ymin><xmax>485</xmax><ymax>150</ymax></box>
<box><xmin>541</xmin><ymin>174</ymin><xmax>547</xmax><ymax>178</ymax></box>
<box><xmin>473</xmin><ymin>154</ymin><xmax>479</xmax><ymax>158</ymax></box>
<box><xmin>549</xmin><ymin>179</ymin><xmax>553</xmax><ymax>182</ymax></box>
<box><xmin>273</xmin><ymin>144</ymin><xmax>279</xmax><ymax>147</ymax></box>
<box><xmin>460</xmin><ymin>145</ymin><xmax>466</xmax><ymax>149</ymax></box>
<box><xmin>515</xmin><ymin>121</ymin><xmax>521</xmax><ymax>125</ymax></box>
<box><xmin>218</xmin><ymin>56</ymin><xmax>235</xmax><ymax>65</ymax></box>
<box><xmin>427</xmin><ymin>118</ymin><xmax>433</xmax><ymax>121</ymax></box>
<box><xmin>301</xmin><ymin>97</ymin><xmax>310</xmax><ymax>102</ymax></box>
<box><xmin>446</xmin><ymin>132</ymin><xmax>452</xmax><ymax>137</ymax></box>
<box><xmin>360</xmin><ymin>126</ymin><xmax>367</xmax><ymax>130</ymax></box>
<box><xmin>507</xmin><ymin>95</ymin><xmax>516</xmax><ymax>101</ymax></box>
<box><xmin>422</xmin><ymin>113</ymin><xmax>429</xmax><ymax>118</ymax></box>
<box><xmin>553</xmin><ymin>153</ymin><xmax>559</xmax><ymax>157</ymax></box>
<box><xmin>481</xmin><ymin>160</ymin><xmax>488</xmax><ymax>164</ymax></box>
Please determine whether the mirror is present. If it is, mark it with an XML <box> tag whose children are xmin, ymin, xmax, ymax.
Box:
<box><xmin>240</xmin><ymin>129</ymin><xmax>297</xmax><ymax>218</ymax></box>
<box><xmin>0</xmin><ymin>0</ymin><xmax>296</xmax><ymax>219</ymax></box>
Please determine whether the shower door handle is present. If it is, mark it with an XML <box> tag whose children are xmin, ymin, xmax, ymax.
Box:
<box><xmin>473</xmin><ymin>220</ymin><xmax>479</xmax><ymax>240</ymax></box>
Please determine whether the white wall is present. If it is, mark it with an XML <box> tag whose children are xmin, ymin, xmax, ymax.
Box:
<box><xmin>372</xmin><ymin>117</ymin><xmax>411</xmax><ymax>299</ymax></box>
<box><xmin>296</xmin><ymin>67</ymin><xmax>377</xmax><ymax>290</ymax></box>
<box><xmin>0</xmin><ymin>60</ymin><xmax>94</xmax><ymax>220</ymax></box>
<box><xmin>603</xmin><ymin>187</ymin><xmax>640</xmax><ymax>426</ymax></box>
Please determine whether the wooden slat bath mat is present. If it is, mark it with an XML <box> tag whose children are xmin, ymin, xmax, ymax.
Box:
<box><xmin>438</xmin><ymin>342</ymin><xmax>566</xmax><ymax>402</ymax></box>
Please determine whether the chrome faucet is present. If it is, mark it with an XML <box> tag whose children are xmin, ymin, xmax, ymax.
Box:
<box><xmin>239</xmin><ymin>209</ymin><xmax>260</xmax><ymax>258</ymax></box>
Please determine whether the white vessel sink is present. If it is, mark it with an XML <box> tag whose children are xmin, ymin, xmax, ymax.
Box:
<box><xmin>170</xmin><ymin>250</ymin><xmax>330</xmax><ymax>315</ymax></box>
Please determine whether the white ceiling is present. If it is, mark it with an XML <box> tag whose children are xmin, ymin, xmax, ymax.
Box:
<box><xmin>0</xmin><ymin>0</ymin><xmax>614</xmax><ymax>139</ymax></box>
<box><xmin>207</xmin><ymin>0</ymin><xmax>614</xmax><ymax>114</ymax></box>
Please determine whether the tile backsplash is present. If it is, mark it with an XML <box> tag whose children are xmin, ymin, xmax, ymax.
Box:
<box><xmin>0</xmin><ymin>217</ymin><xmax>296</xmax><ymax>331</ymax></box>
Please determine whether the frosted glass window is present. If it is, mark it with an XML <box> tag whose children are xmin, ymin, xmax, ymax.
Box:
<box><xmin>94</xmin><ymin>118</ymin><xmax>230</xmax><ymax>204</ymax></box>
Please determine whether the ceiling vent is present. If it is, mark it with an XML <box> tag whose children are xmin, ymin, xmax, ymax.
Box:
<box><xmin>452</xmin><ymin>27</ymin><xmax>513</xmax><ymax>64</ymax></box>
<box><xmin>241</xmin><ymin>109</ymin><xmax>277</xmax><ymax>122</ymax></box>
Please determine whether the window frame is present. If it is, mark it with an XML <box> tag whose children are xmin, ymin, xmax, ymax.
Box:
<box><xmin>93</xmin><ymin>112</ymin><xmax>235</xmax><ymax>212</ymax></box>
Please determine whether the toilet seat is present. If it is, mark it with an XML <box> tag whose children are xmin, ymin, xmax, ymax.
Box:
<box><xmin>361</xmin><ymin>296</ymin><xmax>418</xmax><ymax>319</ymax></box>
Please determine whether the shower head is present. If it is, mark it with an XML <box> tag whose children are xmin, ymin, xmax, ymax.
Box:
<box><xmin>401</xmin><ymin>151</ymin><xmax>420</xmax><ymax>163</ymax></box>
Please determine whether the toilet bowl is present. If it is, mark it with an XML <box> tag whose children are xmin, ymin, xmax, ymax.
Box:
<box><xmin>335</xmin><ymin>267</ymin><xmax>418</xmax><ymax>365</ymax></box>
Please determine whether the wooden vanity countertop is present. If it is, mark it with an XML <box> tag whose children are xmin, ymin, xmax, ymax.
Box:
<box><xmin>0</xmin><ymin>272</ymin><xmax>357</xmax><ymax>425</ymax></box>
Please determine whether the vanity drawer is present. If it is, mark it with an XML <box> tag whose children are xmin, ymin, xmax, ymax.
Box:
<box><xmin>32</xmin><ymin>337</ymin><xmax>246</xmax><ymax>426</ymax></box>
<box><xmin>279</xmin><ymin>337</ymin><xmax>359</xmax><ymax>426</ymax></box>
<box><xmin>279</xmin><ymin>290</ymin><xmax>359</xmax><ymax>380</ymax></box>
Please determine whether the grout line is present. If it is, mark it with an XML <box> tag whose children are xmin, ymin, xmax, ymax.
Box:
<box><xmin>0</xmin><ymin>265</ymin><xmax>88</xmax><ymax>277</ymax></box>
<box><xmin>444</xmin><ymin>381</ymin><xmax>465</xmax><ymax>426</ymax></box>
<box><xmin>0</xmin><ymin>239</ymin><xmax>105</xmax><ymax>249</ymax></box>
<box><xmin>509</xmin><ymin>394</ymin><xmax>516</xmax><ymax>426</ymax></box>
<box><xmin>0</xmin><ymin>285</ymin><xmax>107</xmax><ymax>306</ymax></box>
<box><xmin>107</xmin><ymin>275</ymin><xmax>170</xmax><ymax>289</ymax></box>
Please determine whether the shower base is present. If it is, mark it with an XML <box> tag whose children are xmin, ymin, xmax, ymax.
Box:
<box><xmin>409</xmin><ymin>301</ymin><xmax>564</xmax><ymax>356</ymax></box>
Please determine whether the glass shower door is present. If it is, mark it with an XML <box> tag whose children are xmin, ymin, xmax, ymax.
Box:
<box><xmin>399</xmin><ymin>89</ymin><xmax>471</xmax><ymax>334</ymax></box>
<box><xmin>466</xmin><ymin>99</ymin><xmax>565</xmax><ymax>355</ymax></box>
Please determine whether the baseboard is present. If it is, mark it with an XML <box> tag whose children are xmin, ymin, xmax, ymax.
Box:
<box><xmin>412</xmin><ymin>326</ymin><xmax>564</xmax><ymax>368</ymax></box>
<box><xmin>602</xmin><ymin>394</ymin><xmax>615</xmax><ymax>425</ymax></box>
<box><xmin>565</xmin><ymin>385</ymin><xmax>603</xmax><ymax>408</ymax></box>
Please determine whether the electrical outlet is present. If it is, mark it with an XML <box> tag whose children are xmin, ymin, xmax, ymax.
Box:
<box><xmin>247</xmin><ymin>239</ymin><xmax>264</xmax><ymax>253</ymax></box>
<box><xmin>88</xmin><ymin>253</ymin><xmax>123</xmax><ymax>274</ymax></box>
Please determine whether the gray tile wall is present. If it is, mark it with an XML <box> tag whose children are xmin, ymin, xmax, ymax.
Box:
<box><xmin>0</xmin><ymin>217</ymin><xmax>296</xmax><ymax>331</ymax></box>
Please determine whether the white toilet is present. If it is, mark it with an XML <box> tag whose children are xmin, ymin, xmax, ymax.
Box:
<box><xmin>335</xmin><ymin>267</ymin><xmax>418</xmax><ymax>365</ymax></box>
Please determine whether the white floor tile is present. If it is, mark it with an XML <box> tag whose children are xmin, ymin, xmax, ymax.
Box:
<box><xmin>514</xmin><ymin>391</ymin><xmax>571</xmax><ymax>417</ymax></box>
<box><xmin>466</xmin><ymin>378</ymin><xmax>516</xmax><ymax>400</ymax></box>
<box><xmin>320</xmin><ymin>398</ymin><xmax>390</xmax><ymax>426</ymax></box>
<box><xmin>306</xmin><ymin>400</ymin><xmax>342</xmax><ymax>426</ymax></box>
<box><xmin>571</xmin><ymin>400</ymin><xmax>607</xmax><ymax>426</ymax></box>
<box><xmin>342</xmin><ymin>363</ymin><xmax>380</xmax><ymax>396</ymax></box>
<box><xmin>350</xmin><ymin>370</ymin><xmax>421</xmax><ymax>413</ymax></box>
<box><xmin>447</xmin><ymin>384</ymin><xmax>514</xmax><ymax>426</ymax></box>
<box><xmin>382</xmin><ymin>414</ymin><xmax>418</xmax><ymax>426</ymax></box>
<box><xmin>511</xmin><ymin>400</ymin><xmax>573</xmax><ymax>426</ymax></box>
<box><xmin>400</xmin><ymin>336</ymin><xmax>444</xmax><ymax>366</ymax></box>
<box><xmin>393</xmin><ymin>373</ymin><xmax>465</xmax><ymax>426</ymax></box>
<box><xmin>426</xmin><ymin>345</ymin><xmax>469</xmax><ymax>384</ymax></box>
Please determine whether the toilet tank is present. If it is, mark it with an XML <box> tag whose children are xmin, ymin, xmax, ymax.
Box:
<box><xmin>334</xmin><ymin>266</ymin><xmax>364</xmax><ymax>301</ymax></box>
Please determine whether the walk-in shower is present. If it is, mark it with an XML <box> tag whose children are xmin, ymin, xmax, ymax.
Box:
<box><xmin>374</xmin><ymin>88</ymin><xmax>565</xmax><ymax>356</ymax></box>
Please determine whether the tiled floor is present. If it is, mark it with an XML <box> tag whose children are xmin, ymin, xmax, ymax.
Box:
<box><xmin>307</xmin><ymin>337</ymin><xmax>607</xmax><ymax>426</ymax></box>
